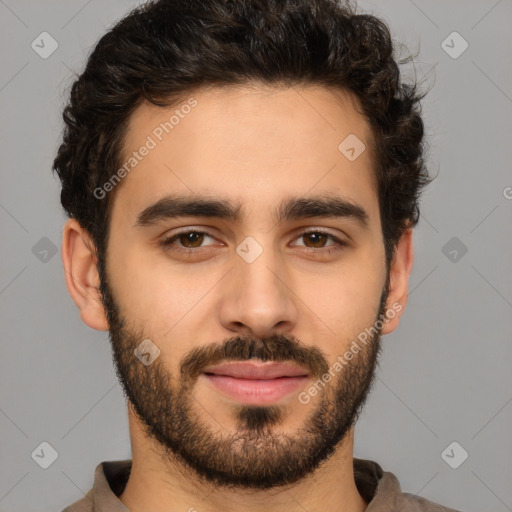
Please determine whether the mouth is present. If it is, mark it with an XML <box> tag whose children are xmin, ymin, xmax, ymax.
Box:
<box><xmin>200</xmin><ymin>360</ymin><xmax>310</xmax><ymax>405</ymax></box>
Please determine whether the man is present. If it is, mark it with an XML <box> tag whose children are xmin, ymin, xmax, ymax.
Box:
<box><xmin>53</xmin><ymin>0</ymin><xmax>460</xmax><ymax>510</ymax></box>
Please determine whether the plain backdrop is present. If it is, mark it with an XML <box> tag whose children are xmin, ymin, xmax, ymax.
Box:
<box><xmin>1</xmin><ymin>1</ymin><xmax>511</xmax><ymax>511</ymax></box>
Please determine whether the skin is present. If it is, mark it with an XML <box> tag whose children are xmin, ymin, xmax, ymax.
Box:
<box><xmin>62</xmin><ymin>84</ymin><xmax>413</xmax><ymax>512</ymax></box>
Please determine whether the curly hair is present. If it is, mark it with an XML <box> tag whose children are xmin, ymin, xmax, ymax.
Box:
<box><xmin>53</xmin><ymin>0</ymin><xmax>432</xmax><ymax>274</ymax></box>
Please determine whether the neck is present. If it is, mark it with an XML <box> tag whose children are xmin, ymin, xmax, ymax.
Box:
<box><xmin>119</xmin><ymin>406</ymin><xmax>367</xmax><ymax>512</ymax></box>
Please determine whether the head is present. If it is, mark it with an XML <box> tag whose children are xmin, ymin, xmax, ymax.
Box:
<box><xmin>55</xmin><ymin>0</ymin><xmax>431</xmax><ymax>491</ymax></box>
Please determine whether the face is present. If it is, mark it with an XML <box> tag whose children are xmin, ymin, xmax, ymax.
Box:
<box><xmin>97</xmin><ymin>85</ymin><xmax>394</xmax><ymax>489</ymax></box>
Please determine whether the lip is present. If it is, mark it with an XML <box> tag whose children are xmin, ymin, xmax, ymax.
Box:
<box><xmin>201</xmin><ymin>361</ymin><xmax>310</xmax><ymax>405</ymax></box>
<box><xmin>202</xmin><ymin>361</ymin><xmax>310</xmax><ymax>379</ymax></box>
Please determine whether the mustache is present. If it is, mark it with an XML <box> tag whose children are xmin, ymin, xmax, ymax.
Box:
<box><xmin>180</xmin><ymin>333</ymin><xmax>330</xmax><ymax>383</ymax></box>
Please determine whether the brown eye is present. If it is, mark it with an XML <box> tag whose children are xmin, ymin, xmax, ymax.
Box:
<box><xmin>159</xmin><ymin>230</ymin><xmax>217</xmax><ymax>252</ymax></box>
<box><xmin>177</xmin><ymin>232</ymin><xmax>204</xmax><ymax>248</ymax></box>
<box><xmin>159</xmin><ymin>228</ymin><xmax>346</xmax><ymax>256</ymax></box>
<box><xmin>302</xmin><ymin>232</ymin><xmax>330</xmax><ymax>248</ymax></box>
<box><xmin>294</xmin><ymin>230</ymin><xmax>345</xmax><ymax>252</ymax></box>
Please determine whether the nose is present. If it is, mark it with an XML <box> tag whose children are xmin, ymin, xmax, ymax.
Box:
<box><xmin>218</xmin><ymin>244</ymin><xmax>299</xmax><ymax>339</ymax></box>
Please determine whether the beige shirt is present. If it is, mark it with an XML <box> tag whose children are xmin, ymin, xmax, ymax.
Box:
<box><xmin>61</xmin><ymin>458</ymin><xmax>461</xmax><ymax>511</ymax></box>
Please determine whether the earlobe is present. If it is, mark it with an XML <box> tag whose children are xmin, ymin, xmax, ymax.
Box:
<box><xmin>380</xmin><ymin>228</ymin><xmax>414</xmax><ymax>335</ymax></box>
<box><xmin>61</xmin><ymin>219</ymin><xmax>109</xmax><ymax>331</ymax></box>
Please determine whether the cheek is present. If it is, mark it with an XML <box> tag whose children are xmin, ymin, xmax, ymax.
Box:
<box><xmin>293</xmin><ymin>251</ymin><xmax>385</xmax><ymax>354</ymax></box>
<box><xmin>301</xmin><ymin>269</ymin><xmax>381</xmax><ymax>326</ymax></box>
<box><xmin>109</xmin><ymin>247</ymin><xmax>221</xmax><ymax>338</ymax></box>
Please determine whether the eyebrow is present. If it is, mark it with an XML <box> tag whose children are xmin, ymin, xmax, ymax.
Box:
<box><xmin>133</xmin><ymin>193</ymin><xmax>370</xmax><ymax>229</ymax></box>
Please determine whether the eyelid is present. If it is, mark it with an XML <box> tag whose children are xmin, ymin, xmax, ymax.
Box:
<box><xmin>160</xmin><ymin>227</ymin><xmax>221</xmax><ymax>248</ymax></box>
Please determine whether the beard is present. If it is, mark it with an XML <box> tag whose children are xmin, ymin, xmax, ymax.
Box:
<box><xmin>98</xmin><ymin>264</ymin><xmax>389</xmax><ymax>491</ymax></box>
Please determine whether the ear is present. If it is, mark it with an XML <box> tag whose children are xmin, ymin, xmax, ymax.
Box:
<box><xmin>61</xmin><ymin>219</ymin><xmax>109</xmax><ymax>331</ymax></box>
<box><xmin>380</xmin><ymin>228</ymin><xmax>414</xmax><ymax>335</ymax></box>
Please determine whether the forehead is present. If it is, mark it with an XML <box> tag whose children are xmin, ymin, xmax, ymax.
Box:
<box><xmin>111</xmin><ymin>84</ymin><xmax>379</xmax><ymax>227</ymax></box>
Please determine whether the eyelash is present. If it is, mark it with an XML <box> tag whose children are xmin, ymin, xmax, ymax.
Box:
<box><xmin>159</xmin><ymin>229</ymin><xmax>347</xmax><ymax>255</ymax></box>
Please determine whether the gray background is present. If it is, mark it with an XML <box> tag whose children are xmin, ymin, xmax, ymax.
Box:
<box><xmin>1</xmin><ymin>1</ymin><xmax>511</xmax><ymax>511</ymax></box>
